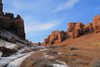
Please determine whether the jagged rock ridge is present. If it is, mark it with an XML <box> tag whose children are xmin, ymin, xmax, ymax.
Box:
<box><xmin>43</xmin><ymin>15</ymin><xmax>100</xmax><ymax>46</ymax></box>
<box><xmin>0</xmin><ymin>0</ymin><xmax>25</xmax><ymax>40</ymax></box>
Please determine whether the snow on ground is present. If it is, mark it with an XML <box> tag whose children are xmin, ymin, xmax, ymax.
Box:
<box><xmin>0</xmin><ymin>30</ymin><xmax>28</xmax><ymax>44</ymax></box>
<box><xmin>0</xmin><ymin>46</ymin><xmax>33</xmax><ymax>67</ymax></box>
<box><xmin>0</xmin><ymin>52</ymin><xmax>27</xmax><ymax>67</ymax></box>
<box><xmin>40</xmin><ymin>48</ymin><xmax>48</xmax><ymax>51</ymax></box>
<box><xmin>0</xmin><ymin>39</ymin><xmax>17</xmax><ymax>49</ymax></box>
<box><xmin>7</xmin><ymin>54</ymin><xmax>32</xmax><ymax>67</ymax></box>
<box><xmin>0</xmin><ymin>46</ymin><xmax>47</xmax><ymax>67</ymax></box>
<box><xmin>0</xmin><ymin>51</ymin><xmax>2</xmax><ymax>57</ymax></box>
<box><xmin>44</xmin><ymin>54</ymin><xmax>68</xmax><ymax>67</ymax></box>
<box><xmin>52</xmin><ymin>60</ymin><xmax>68</xmax><ymax>67</ymax></box>
<box><xmin>58</xmin><ymin>52</ymin><xmax>62</xmax><ymax>54</ymax></box>
<box><xmin>44</xmin><ymin>55</ymin><xmax>54</xmax><ymax>59</ymax></box>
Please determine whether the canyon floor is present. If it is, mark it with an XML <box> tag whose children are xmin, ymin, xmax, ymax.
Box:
<box><xmin>21</xmin><ymin>31</ymin><xmax>100</xmax><ymax>67</ymax></box>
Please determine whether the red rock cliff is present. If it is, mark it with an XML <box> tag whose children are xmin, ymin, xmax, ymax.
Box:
<box><xmin>0</xmin><ymin>0</ymin><xmax>25</xmax><ymax>40</ymax></box>
<box><xmin>43</xmin><ymin>15</ymin><xmax>100</xmax><ymax>46</ymax></box>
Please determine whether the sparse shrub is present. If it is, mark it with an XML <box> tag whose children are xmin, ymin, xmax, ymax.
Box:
<box><xmin>47</xmin><ymin>50</ymin><xmax>58</xmax><ymax>55</ymax></box>
<box><xmin>40</xmin><ymin>64</ymin><xmax>53</xmax><ymax>67</ymax></box>
<box><xmin>72</xmin><ymin>53</ymin><xmax>78</xmax><ymax>56</ymax></box>
<box><xmin>90</xmin><ymin>59</ymin><xmax>100</xmax><ymax>67</ymax></box>
<box><xmin>56</xmin><ymin>56</ymin><xmax>75</xmax><ymax>62</ymax></box>
<box><xmin>75</xmin><ymin>59</ymin><xmax>89</xmax><ymax>65</ymax></box>
<box><xmin>70</xmin><ymin>47</ymin><xmax>79</xmax><ymax>50</ymax></box>
<box><xmin>68</xmin><ymin>59</ymin><xmax>89</xmax><ymax>67</ymax></box>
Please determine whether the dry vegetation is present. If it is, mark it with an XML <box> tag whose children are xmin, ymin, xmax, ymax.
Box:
<box><xmin>21</xmin><ymin>32</ymin><xmax>100</xmax><ymax>67</ymax></box>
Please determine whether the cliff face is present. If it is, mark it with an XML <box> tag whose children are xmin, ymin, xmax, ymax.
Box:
<box><xmin>93</xmin><ymin>15</ymin><xmax>100</xmax><ymax>33</ymax></box>
<box><xmin>0</xmin><ymin>0</ymin><xmax>25</xmax><ymax>40</ymax></box>
<box><xmin>43</xmin><ymin>31</ymin><xmax>67</xmax><ymax>46</ymax></box>
<box><xmin>0</xmin><ymin>14</ymin><xmax>25</xmax><ymax>40</ymax></box>
<box><xmin>43</xmin><ymin>15</ymin><xmax>100</xmax><ymax>46</ymax></box>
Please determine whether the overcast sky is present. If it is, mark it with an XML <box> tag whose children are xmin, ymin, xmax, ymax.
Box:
<box><xmin>2</xmin><ymin>0</ymin><xmax>100</xmax><ymax>43</ymax></box>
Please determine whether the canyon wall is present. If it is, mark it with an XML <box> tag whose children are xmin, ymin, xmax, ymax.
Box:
<box><xmin>43</xmin><ymin>15</ymin><xmax>100</xmax><ymax>46</ymax></box>
<box><xmin>0</xmin><ymin>0</ymin><xmax>25</xmax><ymax>40</ymax></box>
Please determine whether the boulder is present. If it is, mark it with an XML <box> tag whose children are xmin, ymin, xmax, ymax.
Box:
<box><xmin>0</xmin><ymin>47</ymin><xmax>17</xmax><ymax>57</ymax></box>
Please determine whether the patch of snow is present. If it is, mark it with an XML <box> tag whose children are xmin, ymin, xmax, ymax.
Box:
<box><xmin>52</xmin><ymin>60</ymin><xmax>68</xmax><ymax>67</ymax></box>
<box><xmin>58</xmin><ymin>52</ymin><xmax>62</xmax><ymax>54</ymax></box>
<box><xmin>16</xmin><ymin>42</ymin><xmax>24</xmax><ymax>46</ymax></box>
<box><xmin>0</xmin><ymin>51</ymin><xmax>2</xmax><ymax>57</ymax></box>
<box><xmin>36</xmin><ymin>46</ymin><xmax>45</xmax><ymax>48</ymax></box>
<box><xmin>43</xmin><ymin>53</ymin><xmax>68</xmax><ymax>67</ymax></box>
<box><xmin>0</xmin><ymin>30</ymin><xmax>28</xmax><ymax>45</ymax></box>
<box><xmin>44</xmin><ymin>55</ymin><xmax>48</xmax><ymax>58</ymax></box>
<box><xmin>0</xmin><ymin>39</ymin><xmax>16</xmax><ymax>49</ymax></box>
<box><xmin>40</xmin><ymin>48</ymin><xmax>48</xmax><ymax>51</ymax></box>
<box><xmin>44</xmin><ymin>55</ymin><xmax>54</xmax><ymax>59</ymax></box>
<box><xmin>0</xmin><ymin>45</ymin><xmax>47</xmax><ymax>67</ymax></box>
<box><xmin>7</xmin><ymin>54</ymin><xmax>31</xmax><ymax>67</ymax></box>
<box><xmin>0</xmin><ymin>51</ymin><xmax>35</xmax><ymax>67</ymax></box>
<box><xmin>0</xmin><ymin>53</ymin><xmax>26</xmax><ymax>67</ymax></box>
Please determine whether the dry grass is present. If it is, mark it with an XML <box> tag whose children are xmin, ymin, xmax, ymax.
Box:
<box><xmin>90</xmin><ymin>59</ymin><xmax>100</xmax><ymax>67</ymax></box>
<box><xmin>20</xmin><ymin>32</ymin><xmax>100</xmax><ymax>67</ymax></box>
<box><xmin>21</xmin><ymin>46</ymin><xmax>100</xmax><ymax>67</ymax></box>
<box><xmin>46</xmin><ymin>50</ymin><xmax>58</xmax><ymax>55</ymax></box>
<box><xmin>93</xmin><ymin>41</ymin><xmax>100</xmax><ymax>47</ymax></box>
<box><xmin>21</xmin><ymin>49</ymin><xmax>33</xmax><ymax>54</ymax></box>
<box><xmin>21</xmin><ymin>52</ymin><xmax>59</xmax><ymax>67</ymax></box>
<box><xmin>68</xmin><ymin>59</ymin><xmax>89</xmax><ymax>67</ymax></box>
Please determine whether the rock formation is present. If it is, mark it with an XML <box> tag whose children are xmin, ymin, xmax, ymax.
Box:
<box><xmin>0</xmin><ymin>47</ymin><xmax>17</xmax><ymax>57</ymax></box>
<box><xmin>67</xmin><ymin>22</ymin><xmax>77</xmax><ymax>32</ymax></box>
<box><xmin>84</xmin><ymin>23</ymin><xmax>94</xmax><ymax>33</ymax></box>
<box><xmin>43</xmin><ymin>31</ymin><xmax>67</xmax><ymax>46</ymax></box>
<box><xmin>43</xmin><ymin>15</ymin><xmax>100</xmax><ymax>46</ymax></box>
<box><xmin>67</xmin><ymin>22</ymin><xmax>94</xmax><ymax>38</ymax></box>
<box><xmin>0</xmin><ymin>0</ymin><xmax>25</xmax><ymax>40</ymax></box>
<box><xmin>73</xmin><ymin>22</ymin><xmax>84</xmax><ymax>38</ymax></box>
<box><xmin>58</xmin><ymin>31</ymin><xmax>66</xmax><ymax>43</ymax></box>
<box><xmin>93</xmin><ymin>15</ymin><xmax>100</xmax><ymax>33</ymax></box>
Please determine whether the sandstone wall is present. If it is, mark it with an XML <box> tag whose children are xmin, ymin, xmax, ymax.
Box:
<box><xmin>43</xmin><ymin>31</ymin><xmax>67</xmax><ymax>46</ymax></box>
<box><xmin>0</xmin><ymin>14</ymin><xmax>25</xmax><ymax>40</ymax></box>
<box><xmin>93</xmin><ymin>15</ymin><xmax>100</xmax><ymax>33</ymax></box>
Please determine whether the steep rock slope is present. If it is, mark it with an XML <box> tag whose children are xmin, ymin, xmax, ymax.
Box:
<box><xmin>43</xmin><ymin>15</ymin><xmax>100</xmax><ymax>46</ymax></box>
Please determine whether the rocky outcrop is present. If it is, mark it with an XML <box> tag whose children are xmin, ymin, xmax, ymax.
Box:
<box><xmin>0</xmin><ymin>14</ymin><xmax>25</xmax><ymax>40</ymax></box>
<box><xmin>58</xmin><ymin>31</ymin><xmax>66</xmax><ymax>43</ymax></box>
<box><xmin>93</xmin><ymin>15</ymin><xmax>100</xmax><ymax>33</ymax></box>
<box><xmin>0</xmin><ymin>0</ymin><xmax>25</xmax><ymax>40</ymax></box>
<box><xmin>0</xmin><ymin>47</ymin><xmax>17</xmax><ymax>57</ymax></box>
<box><xmin>43</xmin><ymin>31</ymin><xmax>67</xmax><ymax>46</ymax></box>
<box><xmin>43</xmin><ymin>15</ymin><xmax>100</xmax><ymax>46</ymax></box>
<box><xmin>84</xmin><ymin>23</ymin><xmax>94</xmax><ymax>33</ymax></box>
<box><xmin>73</xmin><ymin>22</ymin><xmax>84</xmax><ymax>38</ymax></box>
<box><xmin>67</xmin><ymin>22</ymin><xmax>77</xmax><ymax>32</ymax></box>
<box><xmin>67</xmin><ymin>22</ymin><xmax>94</xmax><ymax>38</ymax></box>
